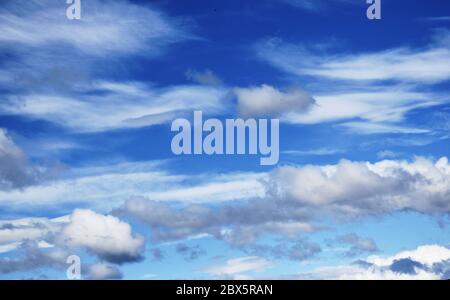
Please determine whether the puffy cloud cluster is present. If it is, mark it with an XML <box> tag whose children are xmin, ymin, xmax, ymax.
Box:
<box><xmin>297</xmin><ymin>244</ymin><xmax>450</xmax><ymax>280</ymax></box>
<box><xmin>0</xmin><ymin>209</ymin><xmax>144</xmax><ymax>277</ymax></box>
<box><xmin>60</xmin><ymin>209</ymin><xmax>145</xmax><ymax>264</ymax></box>
<box><xmin>268</xmin><ymin>156</ymin><xmax>450</xmax><ymax>218</ymax></box>
<box><xmin>119</xmin><ymin>157</ymin><xmax>450</xmax><ymax>249</ymax></box>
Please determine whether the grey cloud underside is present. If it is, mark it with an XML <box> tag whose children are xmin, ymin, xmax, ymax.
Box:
<box><xmin>0</xmin><ymin>241</ymin><xmax>67</xmax><ymax>275</ymax></box>
<box><xmin>117</xmin><ymin>156</ymin><xmax>450</xmax><ymax>251</ymax></box>
<box><xmin>0</xmin><ymin>129</ymin><xmax>40</xmax><ymax>189</ymax></box>
<box><xmin>86</xmin><ymin>263</ymin><xmax>123</xmax><ymax>280</ymax></box>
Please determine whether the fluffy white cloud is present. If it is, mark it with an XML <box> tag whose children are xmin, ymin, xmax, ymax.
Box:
<box><xmin>203</xmin><ymin>256</ymin><xmax>272</xmax><ymax>277</ymax></box>
<box><xmin>234</xmin><ymin>84</ymin><xmax>315</xmax><ymax>118</ymax></box>
<box><xmin>297</xmin><ymin>244</ymin><xmax>450</xmax><ymax>280</ymax></box>
<box><xmin>60</xmin><ymin>209</ymin><xmax>144</xmax><ymax>263</ymax></box>
<box><xmin>366</xmin><ymin>244</ymin><xmax>450</xmax><ymax>267</ymax></box>
<box><xmin>0</xmin><ymin>209</ymin><xmax>144</xmax><ymax>275</ymax></box>
<box><xmin>119</xmin><ymin>156</ymin><xmax>450</xmax><ymax>246</ymax></box>
<box><xmin>297</xmin><ymin>265</ymin><xmax>441</xmax><ymax>280</ymax></box>
<box><xmin>269</xmin><ymin>156</ymin><xmax>450</xmax><ymax>217</ymax></box>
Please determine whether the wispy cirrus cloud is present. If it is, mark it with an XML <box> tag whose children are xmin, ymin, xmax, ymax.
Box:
<box><xmin>0</xmin><ymin>0</ymin><xmax>191</xmax><ymax>56</ymax></box>
<box><xmin>254</xmin><ymin>34</ymin><xmax>450</xmax><ymax>134</ymax></box>
<box><xmin>0</xmin><ymin>82</ymin><xmax>229</xmax><ymax>132</ymax></box>
<box><xmin>202</xmin><ymin>256</ymin><xmax>272</xmax><ymax>278</ymax></box>
<box><xmin>256</xmin><ymin>34</ymin><xmax>450</xmax><ymax>84</ymax></box>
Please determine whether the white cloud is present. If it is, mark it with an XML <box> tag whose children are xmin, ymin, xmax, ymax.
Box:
<box><xmin>298</xmin><ymin>265</ymin><xmax>440</xmax><ymax>280</ymax></box>
<box><xmin>268</xmin><ymin>156</ymin><xmax>450</xmax><ymax>217</ymax></box>
<box><xmin>255</xmin><ymin>36</ymin><xmax>450</xmax><ymax>133</ymax></box>
<box><xmin>203</xmin><ymin>256</ymin><xmax>272</xmax><ymax>277</ymax></box>
<box><xmin>366</xmin><ymin>244</ymin><xmax>450</xmax><ymax>267</ymax></box>
<box><xmin>0</xmin><ymin>208</ymin><xmax>144</xmax><ymax>275</ymax></box>
<box><xmin>234</xmin><ymin>84</ymin><xmax>315</xmax><ymax>118</ymax></box>
<box><xmin>0</xmin><ymin>161</ymin><xmax>264</xmax><ymax>211</ymax></box>
<box><xmin>297</xmin><ymin>244</ymin><xmax>450</xmax><ymax>280</ymax></box>
<box><xmin>1</xmin><ymin>82</ymin><xmax>228</xmax><ymax>132</ymax></box>
<box><xmin>0</xmin><ymin>216</ymin><xmax>64</xmax><ymax>252</ymax></box>
<box><xmin>284</xmin><ymin>89</ymin><xmax>439</xmax><ymax>126</ymax></box>
<box><xmin>339</xmin><ymin>121</ymin><xmax>430</xmax><ymax>135</ymax></box>
<box><xmin>60</xmin><ymin>209</ymin><xmax>144</xmax><ymax>263</ymax></box>
<box><xmin>283</xmin><ymin>148</ymin><xmax>345</xmax><ymax>156</ymax></box>
<box><xmin>257</xmin><ymin>37</ymin><xmax>450</xmax><ymax>84</ymax></box>
<box><xmin>0</xmin><ymin>0</ymin><xmax>189</xmax><ymax>56</ymax></box>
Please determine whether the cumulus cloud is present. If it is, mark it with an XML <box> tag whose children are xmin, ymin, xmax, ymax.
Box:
<box><xmin>296</xmin><ymin>244</ymin><xmax>450</xmax><ymax>280</ymax></box>
<box><xmin>87</xmin><ymin>263</ymin><xmax>123</xmax><ymax>280</ymax></box>
<box><xmin>0</xmin><ymin>209</ymin><xmax>145</xmax><ymax>276</ymax></box>
<box><xmin>203</xmin><ymin>256</ymin><xmax>272</xmax><ymax>277</ymax></box>
<box><xmin>233</xmin><ymin>84</ymin><xmax>315</xmax><ymax>118</ymax></box>
<box><xmin>60</xmin><ymin>209</ymin><xmax>144</xmax><ymax>264</ymax></box>
<box><xmin>268</xmin><ymin>156</ymin><xmax>450</xmax><ymax>218</ymax></box>
<box><xmin>119</xmin><ymin>156</ymin><xmax>450</xmax><ymax>249</ymax></box>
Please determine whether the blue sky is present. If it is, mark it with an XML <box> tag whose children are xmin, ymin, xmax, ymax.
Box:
<box><xmin>0</xmin><ymin>0</ymin><xmax>449</xmax><ymax>280</ymax></box>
